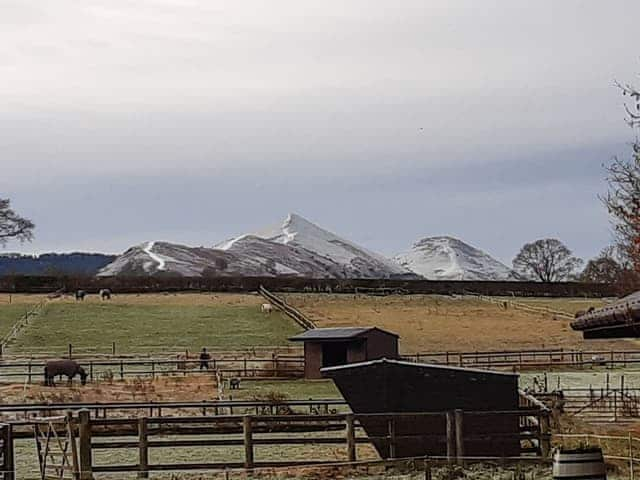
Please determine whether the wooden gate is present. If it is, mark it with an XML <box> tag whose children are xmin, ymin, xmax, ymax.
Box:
<box><xmin>33</xmin><ymin>414</ymin><xmax>79</xmax><ymax>480</ymax></box>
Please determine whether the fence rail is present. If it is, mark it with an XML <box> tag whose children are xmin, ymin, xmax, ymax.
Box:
<box><xmin>0</xmin><ymin>399</ymin><xmax>347</xmax><ymax>421</ymax></box>
<box><xmin>0</xmin><ymin>300</ymin><xmax>45</xmax><ymax>356</ymax></box>
<box><xmin>465</xmin><ymin>292</ymin><xmax>576</xmax><ymax>320</ymax></box>
<box><xmin>0</xmin><ymin>408</ymin><xmax>549</xmax><ymax>479</ymax></box>
<box><xmin>403</xmin><ymin>348</ymin><xmax>640</xmax><ymax>370</ymax></box>
<box><xmin>0</xmin><ymin>356</ymin><xmax>305</xmax><ymax>384</ymax></box>
<box><xmin>259</xmin><ymin>285</ymin><xmax>316</xmax><ymax>330</ymax></box>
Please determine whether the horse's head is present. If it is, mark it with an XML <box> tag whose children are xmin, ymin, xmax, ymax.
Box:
<box><xmin>78</xmin><ymin>367</ymin><xmax>88</xmax><ymax>386</ymax></box>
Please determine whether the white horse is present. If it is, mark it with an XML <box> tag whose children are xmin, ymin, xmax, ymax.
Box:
<box><xmin>261</xmin><ymin>303</ymin><xmax>273</xmax><ymax>314</ymax></box>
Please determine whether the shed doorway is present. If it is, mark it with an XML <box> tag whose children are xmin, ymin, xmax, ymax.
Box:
<box><xmin>322</xmin><ymin>342</ymin><xmax>348</xmax><ymax>368</ymax></box>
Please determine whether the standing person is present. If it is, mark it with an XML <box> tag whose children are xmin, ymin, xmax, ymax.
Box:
<box><xmin>199</xmin><ymin>347</ymin><xmax>211</xmax><ymax>370</ymax></box>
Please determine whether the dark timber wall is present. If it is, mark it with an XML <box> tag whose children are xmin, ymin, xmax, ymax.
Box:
<box><xmin>323</xmin><ymin>360</ymin><xmax>520</xmax><ymax>458</ymax></box>
<box><xmin>0</xmin><ymin>275</ymin><xmax>617</xmax><ymax>297</ymax></box>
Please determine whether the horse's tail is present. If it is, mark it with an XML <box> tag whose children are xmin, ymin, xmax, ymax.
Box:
<box><xmin>44</xmin><ymin>366</ymin><xmax>48</xmax><ymax>384</ymax></box>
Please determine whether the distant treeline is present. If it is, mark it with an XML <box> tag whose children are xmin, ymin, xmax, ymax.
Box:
<box><xmin>0</xmin><ymin>253</ymin><xmax>116</xmax><ymax>276</ymax></box>
<box><xmin>0</xmin><ymin>275</ymin><xmax>619</xmax><ymax>297</ymax></box>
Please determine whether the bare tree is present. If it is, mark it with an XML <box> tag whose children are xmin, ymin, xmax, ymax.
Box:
<box><xmin>604</xmin><ymin>76</ymin><xmax>640</xmax><ymax>271</ymax></box>
<box><xmin>0</xmin><ymin>198</ymin><xmax>34</xmax><ymax>247</ymax></box>
<box><xmin>580</xmin><ymin>248</ymin><xmax>623</xmax><ymax>284</ymax></box>
<box><xmin>512</xmin><ymin>238</ymin><xmax>583</xmax><ymax>282</ymax></box>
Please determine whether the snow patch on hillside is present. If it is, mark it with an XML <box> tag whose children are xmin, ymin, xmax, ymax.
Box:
<box><xmin>143</xmin><ymin>241</ymin><xmax>167</xmax><ymax>271</ymax></box>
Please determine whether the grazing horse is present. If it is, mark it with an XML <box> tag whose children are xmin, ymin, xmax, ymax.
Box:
<box><xmin>229</xmin><ymin>378</ymin><xmax>240</xmax><ymax>389</ymax></box>
<box><xmin>75</xmin><ymin>290</ymin><xmax>87</xmax><ymax>301</ymax></box>
<box><xmin>99</xmin><ymin>288</ymin><xmax>112</xmax><ymax>300</ymax></box>
<box><xmin>44</xmin><ymin>360</ymin><xmax>87</xmax><ymax>387</ymax></box>
<box><xmin>261</xmin><ymin>303</ymin><xmax>273</xmax><ymax>314</ymax></box>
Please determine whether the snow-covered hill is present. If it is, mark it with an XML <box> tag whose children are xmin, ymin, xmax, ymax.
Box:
<box><xmin>98</xmin><ymin>214</ymin><xmax>419</xmax><ymax>279</ymax></box>
<box><xmin>394</xmin><ymin>236</ymin><xmax>521</xmax><ymax>281</ymax></box>
<box><xmin>217</xmin><ymin>213</ymin><xmax>415</xmax><ymax>279</ymax></box>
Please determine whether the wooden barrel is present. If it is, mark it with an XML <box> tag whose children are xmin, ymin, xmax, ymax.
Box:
<box><xmin>553</xmin><ymin>447</ymin><xmax>606</xmax><ymax>480</ymax></box>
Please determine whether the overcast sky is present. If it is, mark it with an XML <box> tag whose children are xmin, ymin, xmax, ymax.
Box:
<box><xmin>2</xmin><ymin>0</ymin><xmax>639</xmax><ymax>264</ymax></box>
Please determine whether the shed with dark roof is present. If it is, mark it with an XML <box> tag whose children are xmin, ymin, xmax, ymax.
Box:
<box><xmin>289</xmin><ymin>327</ymin><xmax>399</xmax><ymax>379</ymax></box>
<box><xmin>322</xmin><ymin>358</ymin><xmax>521</xmax><ymax>458</ymax></box>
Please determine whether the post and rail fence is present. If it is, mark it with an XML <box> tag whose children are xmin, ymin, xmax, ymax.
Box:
<box><xmin>0</xmin><ymin>356</ymin><xmax>305</xmax><ymax>384</ymax></box>
<box><xmin>258</xmin><ymin>286</ymin><xmax>316</xmax><ymax>330</ymax></box>
<box><xmin>0</xmin><ymin>408</ymin><xmax>549</xmax><ymax>479</ymax></box>
<box><xmin>0</xmin><ymin>300</ymin><xmax>46</xmax><ymax>357</ymax></box>
<box><xmin>0</xmin><ymin>399</ymin><xmax>347</xmax><ymax>421</ymax></box>
<box><xmin>403</xmin><ymin>348</ymin><xmax>640</xmax><ymax>370</ymax></box>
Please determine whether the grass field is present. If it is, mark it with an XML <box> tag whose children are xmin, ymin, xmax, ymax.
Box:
<box><xmin>0</xmin><ymin>294</ymin><xmax>46</xmax><ymax>339</ymax></box>
<box><xmin>5</xmin><ymin>293</ymin><xmax>302</xmax><ymax>354</ymax></box>
<box><xmin>284</xmin><ymin>293</ymin><xmax>631</xmax><ymax>353</ymax></box>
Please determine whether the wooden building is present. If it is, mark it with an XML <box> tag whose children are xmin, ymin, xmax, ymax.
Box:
<box><xmin>289</xmin><ymin>327</ymin><xmax>399</xmax><ymax>379</ymax></box>
<box><xmin>322</xmin><ymin>358</ymin><xmax>521</xmax><ymax>458</ymax></box>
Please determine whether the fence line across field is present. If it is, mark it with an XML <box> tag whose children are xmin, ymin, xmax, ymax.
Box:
<box><xmin>0</xmin><ymin>300</ymin><xmax>46</xmax><ymax>356</ymax></box>
<box><xmin>464</xmin><ymin>292</ymin><xmax>576</xmax><ymax>320</ymax></box>
<box><xmin>0</xmin><ymin>408</ymin><xmax>550</xmax><ymax>479</ymax></box>
<box><xmin>404</xmin><ymin>348</ymin><xmax>640</xmax><ymax>370</ymax></box>
<box><xmin>0</xmin><ymin>356</ymin><xmax>306</xmax><ymax>384</ymax></box>
<box><xmin>0</xmin><ymin>399</ymin><xmax>348</xmax><ymax>420</ymax></box>
<box><xmin>1</xmin><ymin>343</ymin><xmax>303</xmax><ymax>359</ymax></box>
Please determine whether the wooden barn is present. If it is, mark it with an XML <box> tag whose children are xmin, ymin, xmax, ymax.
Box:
<box><xmin>289</xmin><ymin>327</ymin><xmax>399</xmax><ymax>379</ymax></box>
<box><xmin>322</xmin><ymin>358</ymin><xmax>521</xmax><ymax>458</ymax></box>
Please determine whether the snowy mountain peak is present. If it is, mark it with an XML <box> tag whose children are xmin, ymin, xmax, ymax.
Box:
<box><xmin>394</xmin><ymin>236</ymin><xmax>520</xmax><ymax>281</ymax></box>
<box><xmin>219</xmin><ymin>213</ymin><xmax>417</xmax><ymax>279</ymax></box>
<box><xmin>100</xmin><ymin>214</ymin><xmax>419</xmax><ymax>279</ymax></box>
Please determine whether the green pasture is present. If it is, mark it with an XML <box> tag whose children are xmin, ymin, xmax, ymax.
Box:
<box><xmin>6</xmin><ymin>301</ymin><xmax>301</xmax><ymax>354</ymax></box>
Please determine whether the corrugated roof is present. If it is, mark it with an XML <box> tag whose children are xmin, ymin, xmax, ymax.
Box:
<box><xmin>320</xmin><ymin>357</ymin><xmax>518</xmax><ymax>377</ymax></box>
<box><xmin>289</xmin><ymin>327</ymin><xmax>398</xmax><ymax>341</ymax></box>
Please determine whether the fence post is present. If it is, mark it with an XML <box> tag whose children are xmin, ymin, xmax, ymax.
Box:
<box><xmin>424</xmin><ymin>456</ymin><xmax>432</xmax><ymax>480</ymax></box>
<box><xmin>120</xmin><ymin>361</ymin><xmax>124</xmax><ymax>381</ymax></box>
<box><xmin>539</xmin><ymin>413</ymin><xmax>551</xmax><ymax>458</ymax></box>
<box><xmin>387</xmin><ymin>417</ymin><xmax>396</xmax><ymax>459</ymax></box>
<box><xmin>69</xmin><ymin>343</ymin><xmax>73</xmax><ymax>359</ymax></box>
<box><xmin>89</xmin><ymin>362</ymin><xmax>93</xmax><ymax>382</ymax></box>
<box><xmin>454</xmin><ymin>409</ymin><xmax>464</xmax><ymax>466</ymax></box>
<box><xmin>138</xmin><ymin>418</ymin><xmax>149</xmax><ymax>479</ymax></box>
<box><xmin>629</xmin><ymin>431</ymin><xmax>634</xmax><ymax>480</ymax></box>
<box><xmin>112</xmin><ymin>342</ymin><xmax>116</xmax><ymax>356</ymax></box>
<box><xmin>446</xmin><ymin>411</ymin><xmax>455</xmax><ymax>464</ymax></box>
<box><xmin>78</xmin><ymin>409</ymin><xmax>93</xmax><ymax>480</ymax></box>
<box><xmin>243</xmin><ymin>415</ymin><xmax>254</xmax><ymax>469</ymax></box>
<box><xmin>27</xmin><ymin>361</ymin><xmax>32</xmax><ymax>384</ymax></box>
<box><xmin>1</xmin><ymin>423</ymin><xmax>15</xmax><ymax>480</ymax></box>
<box><xmin>66</xmin><ymin>411</ymin><xmax>80</xmax><ymax>480</ymax></box>
<box><xmin>345</xmin><ymin>414</ymin><xmax>356</xmax><ymax>462</ymax></box>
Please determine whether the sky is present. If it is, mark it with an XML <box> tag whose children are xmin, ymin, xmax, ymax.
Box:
<box><xmin>2</xmin><ymin>0</ymin><xmax>639</xmax><ymax>265</ymax></box>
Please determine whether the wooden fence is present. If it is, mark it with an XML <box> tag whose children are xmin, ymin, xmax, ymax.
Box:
<box><xmin>0</xmin><ymin>356</ymin><xmax>305</xmax><ymax>384</ymax></box>
<box><xmin>259</xmin><ymin>285</ymin><xmax>316</xmax><ymax>330</ymax></box>
<box><xmin>403</xmin><ymin>348</ymin><xmax>640</xmax><ymax>370</ymax></box>
<box><xmin>2</xmin><ymin>344</ymin><xmax>303</xmax><ymax>360</ymax></box>
<box><xmin>0</xmin><ymin>408</ymin><xmax>549</xmax><ymax>479</ymax></box>
<box><xmin>0</xmin><ymin>399</ymin><xmax>347</xmax><ymax>420</ymax></box>
<box><xmin>0</xmin><ymin>300</ymin><xmax>45</xmax><ymax>356</ymax></box>
<box><xmin>466</xmin><ymin>293</ymin><xmax>576</xmax><ymax>320</ymax></box>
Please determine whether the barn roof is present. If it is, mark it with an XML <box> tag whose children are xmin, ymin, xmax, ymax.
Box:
<box><xmin>321</xmin><ymin>357</ymin><xmax>518</xmax><ymax>377</ymax></box>
<box><xmin>289</xmin><ymin>327</ymin><xmax>398</xmax><ymax>342</ymax></box>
